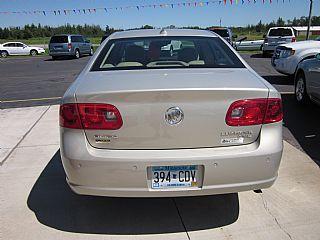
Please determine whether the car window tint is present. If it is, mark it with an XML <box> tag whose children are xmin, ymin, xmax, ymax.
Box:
<box><xmin>268</xmin><ymin>29</ymin><xmax>293</xmax><ymax>37</ymax></box>
<box><xmin>4</xmin><ymin>43</ymin><xmax>15</xmax><ymax>47</ymax></box>
<box><xmin>50</xmin><ymin>36</ymin><xmax>68</xmax><ymax>43</ymax></box>
<box><xmin>71</xmin><ymin>36</ymin><xmax>84</xmax><ymax>43</ymax></box>
<box><xmin>91</xmin><ymin>36</ymin><xmax>244</xmax><ymax>71</ymax></box>
<box><xmin>16</xmin><ymin>43</ymin><xmax>24</xmax><ymax>47</ymax></box>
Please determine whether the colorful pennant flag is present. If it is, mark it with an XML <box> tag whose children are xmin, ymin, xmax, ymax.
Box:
<box><xmin>0</xmin><ymin>0</ymin><xmax>293</xmax><ymax>16</ymax></box>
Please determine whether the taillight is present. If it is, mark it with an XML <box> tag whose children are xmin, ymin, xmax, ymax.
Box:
<box><xmin>292</xmin><ymin>37</ymin><xmax>296</xmax><ymax>42</ymax></box>
<box><xmin>263</xmin><ymin>98</ymin><xmax>283</xmax><ymax>124</ymax></box>
<box><xmin>226</xmin><ymin>98</ymin><xmax>282</xmax><ymax>126</ymax></box>
<box><xmin>60</xmin><ymin>103</ymin><xmax>123</xmax><ymax>130</ymax></box>
<box><xmin>60</xmin><ymin>104</ymin><xmax>82</xmax><ymax>129</ymax></box>
<box><xmin>67</xmin><ymin>43</ymin><xmax>72</xmax><ymax>49</ymax></box>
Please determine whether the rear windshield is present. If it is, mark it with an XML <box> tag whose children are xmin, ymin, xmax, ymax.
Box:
<box><xmin>268</xmin><ymin>28</ymin><xmax>293</xmax><ymax>37</ymax></box>
<box><xmin>50</xmin><ymin>36</ymin><xmax>68</xmax><ymax>43</ymax></box>
<box><xmin>210</xmin><ymin>29</ymin><xmax>229</xmax><ymax>38</ymax></box>
<box><xmin>91</xmin><ymin>36</ymin><xmax>244</xmax><ymax>71</ymax></box>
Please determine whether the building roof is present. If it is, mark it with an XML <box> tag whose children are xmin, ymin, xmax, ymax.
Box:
<box><xmin>292</xmin><ymin>26</ymin><xmax>320</xmax><ymax>31</ymax></box>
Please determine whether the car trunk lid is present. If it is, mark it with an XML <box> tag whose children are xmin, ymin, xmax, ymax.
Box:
<box><xmin>75</xmin><ymin>68</ymin><xmax>269</xmax><ymax>150</ymax></box>
<box><xmin>268</xmin><ymin>36</ymin><xmax>294</xmax><ymax>46</ymax></box>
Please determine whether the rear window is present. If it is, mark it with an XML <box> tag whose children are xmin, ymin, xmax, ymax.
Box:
<box><xmin>50</xmin><ymin>36</ymin><xmax>68</xmax><ymax>43</ymax></box>
<box><xmin>91</xmin><ymin>36</ymin><xmax>244</xmax><ymax>71</ymax></box>
<box><xmin>210</xmin><ymin>29</ymin><xmax>229</xmax><ymax>38</ymax></box>
<box><xmin>268</xmin><ymin>28</ymin><xmax>293</xmax><ymax>37</ymax></box>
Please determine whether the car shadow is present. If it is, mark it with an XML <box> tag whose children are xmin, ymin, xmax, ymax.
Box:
<box><xmin>282</xmin><ymin>94</ymin><xmax>320</xmax><ymax>166</ymax></box>
<box><xmin>44</xmin><ymin>55</ymin><xmax>91</xmax><ymax>61</ymax></box>
<box><xmin>27</xmin><ymin>150</ymin><xmax>240</xmax><ymax>235</ymax></box>
<box><xmin>262</xmin><ymin>75</ymin><xmax>293</xmax><ymax>85</ymax></box>
<box><xmin>250</xmin><ymin>53</ymin><xmax>270</xmax><ymax>59</ymax></box>
<box><xmin>44</xmin><ymin>57</ymin><xmax>76</xmax><ymax>62</ymax></box>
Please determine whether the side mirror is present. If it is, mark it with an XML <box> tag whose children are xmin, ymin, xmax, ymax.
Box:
<box><xmin>263</xmin><ymin>34</ymin><xmax>266</xmax><ymax>38</ymax></box>
<box><xmin>233</xmin><ymin>34</ymin><xmax>238</xmax><ymax>39</ymax></box>
<box><xmin>85</xmin><ymin>40</ymin><xmax>90</xmax><ymax>43</ymax></box>
<box><xmin>316</xmin><ymin>53</ymin><xmax>320</xmax><ymax>60</ymax></box>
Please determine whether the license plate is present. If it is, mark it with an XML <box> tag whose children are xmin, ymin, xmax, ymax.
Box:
<box><xmin>151</xmin><ymin>165</ymin><xmax>199</xmax><ymax>189</ymax></box>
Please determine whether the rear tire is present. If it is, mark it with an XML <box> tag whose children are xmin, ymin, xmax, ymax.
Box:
<box><xmin>295</xmin><ymin>72</ymin><xmax>310</xmax><ymax>105</ymax></box>
<box><xmin>30</xmin><ymin>50</ymin><xmax>38</xmax><ymax>56</ymax></box>
<box><xmin>74</xmin><ymin>49</ymin><xmax>80</xmax><ymax>59</ymax></box>
<box><xmin>1</xmin><ymin>51</ymin><xmax>8</xmax><ymax>58</ymax></box>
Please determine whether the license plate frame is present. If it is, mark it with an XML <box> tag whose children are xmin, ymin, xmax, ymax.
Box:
<box><xmin>149</xmin><ymin>165</ymin><xmax>200</xmax><ymax>190</ymax></box>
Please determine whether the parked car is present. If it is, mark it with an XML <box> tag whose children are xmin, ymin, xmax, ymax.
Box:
<box><xmin>59</xmin><ymin>29</ymin><xmax>283</xmax><ymax>198</ymax></box>
<box><xmin>294</xmin><ymin>53</ymin><xmax>320</xmax><ymax>105</ymax></box>
<box><xmin>235</xmin><ymin>37</ymin><xmax>264</xmax><ymax>51</ymax></box>
<box><xmin>49</xmin><ymin>34</ymin><xmax>93</xmax><ymax>60</ymax></box>
<box><xmin>208</xmin><ymin>27</ymin><xmax>237</xmax><ymax>47</ymax></box>
<box><xmin>272</xmin><ymin>39</ymin><xmax>320</xmax><ymax>76</ymax></box>
<box><xmin>0</xmin><ymin>42</ymin><xmax>45</xmax><ymax>58</ymax></box>
<box><xmin>262</xmin><ymin>27</ymin><xmax>296</xmax><ymax>57</ymax></box>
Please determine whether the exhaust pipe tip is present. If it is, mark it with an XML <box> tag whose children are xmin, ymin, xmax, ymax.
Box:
<box><xmin>253</xmin><ymin>189</ymin><xmax>262</xmax><ymax>194</ymax></box>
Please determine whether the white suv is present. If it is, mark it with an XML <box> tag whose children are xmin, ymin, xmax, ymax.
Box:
<box><xmin>262</xmin><ymin>27</ymin><xmax>296</xmax><ymax>57</ymax></box>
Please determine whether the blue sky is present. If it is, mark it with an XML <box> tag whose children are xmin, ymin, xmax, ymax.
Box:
<box><xmin>0</xmin><ymin>0</ymin><xmax>319</xmax><ymax>28</ymax></box>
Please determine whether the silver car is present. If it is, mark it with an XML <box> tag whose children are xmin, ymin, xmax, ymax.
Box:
<box><xmin>60</xmin><ymin>29</ymin><xmax>283</xmax><ymax>197</ymax></box>
<box><xmin>295</xmin><ymin>53</ymin><xmax>320</xmax><ymax>105</ymax></box>
<box><xmin>235</xmin><ymin>38</ymin><xmax>264</xmax><ymax>51</ymax></box>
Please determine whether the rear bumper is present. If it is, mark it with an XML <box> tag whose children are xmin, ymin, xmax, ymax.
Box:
<box><xmin>60</xmin><ymin>123</ymin><xmax>283</xmax><ymax>197</ymax></box>
<box><xmin>68</xmin><ymin>177</ymin><xmax>276</xmax><ymax>197</ymax></box>
<box><xmin>272</xmin><ymin>56</ymin><xmax>297</xmax><ymax>75</ymax></box>
<box><xmin>49</xmin><ymin>51</ymin><xmax>74</xmax><ymax>56</ymax></box>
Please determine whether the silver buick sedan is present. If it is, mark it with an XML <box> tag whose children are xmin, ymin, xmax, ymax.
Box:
<box><xmin>60</xmin><ymin>29</ymin><xmax>283</xmax><ymax>197</ymax></box>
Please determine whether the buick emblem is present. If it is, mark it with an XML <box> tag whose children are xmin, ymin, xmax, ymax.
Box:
<box><xmin>165</xmin><ymin>107</ymin><xmax>184</xmax><ymax>125</ymax></box>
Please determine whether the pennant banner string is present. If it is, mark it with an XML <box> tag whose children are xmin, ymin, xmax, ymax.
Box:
<box><xmin>0</xmin><ymin>0</ymin><xmax>292</xmax><ymax>15</ymax></box>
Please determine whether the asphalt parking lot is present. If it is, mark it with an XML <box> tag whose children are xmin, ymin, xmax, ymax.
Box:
<box><xmin>0</xmin><ymin>54</ymin><xmax>292</xmax><ymax>108</ymax></box>
<box><xmin>1</xmin><ymin>54</ymin><xmax>320</xmax><ymax>240</ymax></box>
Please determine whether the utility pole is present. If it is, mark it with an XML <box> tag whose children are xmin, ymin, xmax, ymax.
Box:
<box><xmin>306</xmin><ymin>0</ymin><xmax>313</xmax><ymax>40</ymax></box>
